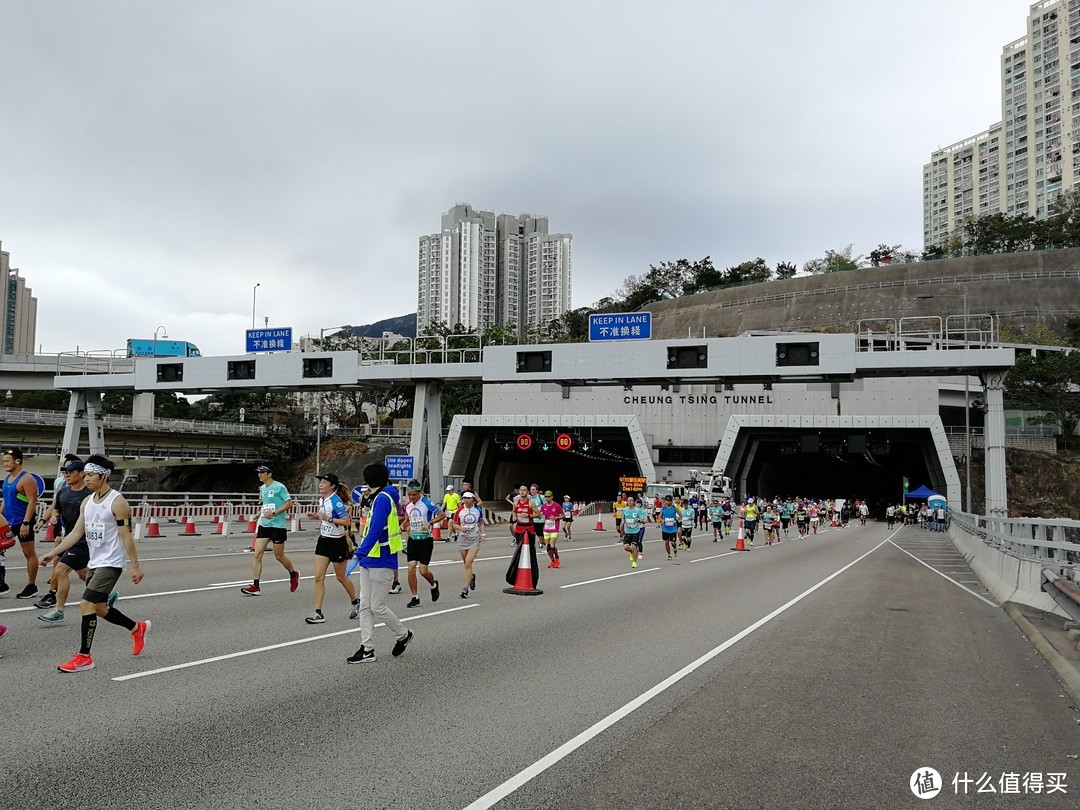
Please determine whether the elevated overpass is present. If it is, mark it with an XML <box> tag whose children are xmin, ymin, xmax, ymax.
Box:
<box><xmin>35</xmin><ymin>329</ymin><xmax>1018</xmax><ymax>515</ymax></box>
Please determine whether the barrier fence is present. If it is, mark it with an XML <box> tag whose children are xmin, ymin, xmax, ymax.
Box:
<box><xmin>949</xmin><ymin>509</ymin><xmax>1080</xmax><ymax>617</ymax></box>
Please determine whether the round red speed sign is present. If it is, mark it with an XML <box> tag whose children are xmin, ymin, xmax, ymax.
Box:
<box><xmin>556</xmin><ymin>433</ymin><xmax>573</xmax><ymax>450</ymax></box>
<box><xmin>516</xmin><ymin>434</ymin><xmax>533</xmax><ymax>451</ymax></box>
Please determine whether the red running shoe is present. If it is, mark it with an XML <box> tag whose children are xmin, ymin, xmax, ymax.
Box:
<box><xmin>57</xmin><ymin>653</ymin><xmax>94</xmax><ymax>673</ymax></box>
<box><xmin>290</xmin><ymin>571</ymin><xmax>300</xmax><ymax>592</ymax></box>
<box><xmin>131</xmin><ymin>620</ymin><xmax>150</xmax><ymax>656</ymax></box>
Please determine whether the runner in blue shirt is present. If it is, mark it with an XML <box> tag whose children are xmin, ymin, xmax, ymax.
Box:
<box><xmin>709</xmin><ymin>500</ymin><xmax>725</xmax><ymax>542</ymax></box>
<box><xmin>621</xmin><ymin>497</ymin><xmax>648</xmax><ymax>568</ymax></box>
<box><xmin>660</xmin><ymin>496</ymin><xmax>680</xmax><ymax>560</ymax></box>
<box><xmin>678</xmin><ymin>498</ymin><xmax>696</xmax><ymax>550</ymax></box>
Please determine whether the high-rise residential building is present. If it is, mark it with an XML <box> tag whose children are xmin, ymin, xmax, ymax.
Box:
<box><xmin>0</xmin><ymin>241</ymin><xmax>38</xmax><ymax>355</ymax></box>
<box><xmin>417</xmin><ymin>204</ymin><xmax>572</xmax><ymax>334</ymax></box>
<box><xmin>923</xmin><ymin>0</ymin><xmax>1079</xmax><ymax>248</ymax></box>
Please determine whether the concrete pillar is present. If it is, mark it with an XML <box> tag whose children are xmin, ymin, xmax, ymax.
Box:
<box><xmin>425</xmin><ymin>384</ymin><xmax>444</xmax><ymax>494</ymax></box>
<box><xmin>980</xmin><ymin>370</ymin><xmax>1009</xmax><ymax>518</ymax></box>
<box><xmin>60</xmin><ymin>391</ymin><xmax>87</xmax><ymax>459</ymax></box>
<box><xmin>132</xmin><ymin>392</ymin><xmax>155</xmax><ymax>425</ymax></box>
<box><xmin>409</xmin><ymin>382</ymin><xmax>428</xmax><ymax>475</ymax></box>
<box><xmin>407</xmin><ymin>381</ymin><xmax>444</xmax><ymax>490</ymax></box>
<box><xmin>84</xmin><ymin>391</ymin><xmax>105</xmax><ymax>455</ymax></box>
<box><xmin>60</xmin><ymin>390</ymin><xmax>106</xmax><ymax>458</ymax></box>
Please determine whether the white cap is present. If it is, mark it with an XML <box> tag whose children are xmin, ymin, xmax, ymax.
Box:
<box><xmin>446</xmin><ymin>485</ymin><xmax>454</xmax><ymax>491</ymax></box>
<box><xmin>462</xmin><ymin>491</ymin><xmax>476</xmax><ymax>499</ymax></box>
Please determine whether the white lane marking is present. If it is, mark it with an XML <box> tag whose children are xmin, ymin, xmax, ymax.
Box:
<box><xmin>462</xmin><ymin>535</ymin><xmax>896</xmax><ymax>810</ymax></box>
<box><xmin>559</xmin><ymin>568</ymin><xmax>661</xmax><ymax>589</ymax></box>
<box><xmin>888</xmin><ymin>540</ymin><xmax>996</xmax><ymax>607</ymax></box>
<box><xmin>690</xmin><ymin>551</ymin><xmax>741</xmax><ymax>564</ymax></box>
<box><xmin>112</xmin><ymin>603</ymin><xmax>478</xmax><ymax>681</ymax></box>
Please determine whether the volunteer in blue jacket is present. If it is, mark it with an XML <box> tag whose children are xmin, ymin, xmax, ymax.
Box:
<box><xmin>346</xmin><ymin>463</ymin><xmax>413</xmax><ymax>664</ymax></box>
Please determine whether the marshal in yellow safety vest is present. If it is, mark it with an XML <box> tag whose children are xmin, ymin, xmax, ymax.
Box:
<box><xmin>365</xmin><ymin>489</ymin><xmax>404</xmax><ymax>557</ymax></box>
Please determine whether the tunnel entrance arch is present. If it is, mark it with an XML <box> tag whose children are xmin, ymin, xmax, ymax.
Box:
<box><xmin>715</xmin><ymin>415</ymin><xmax>960</xmax><ymax>507</ymax></box>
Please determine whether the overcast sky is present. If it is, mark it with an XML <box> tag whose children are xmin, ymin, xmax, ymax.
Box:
<box><xmin>1</xmin><ymin>1</ymin><xmax>1026</xmax><ymax>356</ymax></box>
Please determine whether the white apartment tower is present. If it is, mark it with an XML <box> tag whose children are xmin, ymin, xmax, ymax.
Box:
<box><xmin>923</xmin><ymin>0</ymin><xmax>1080</xmax><ymax>247</ymax></box>
<box><xmin>0</xmin><ymin>241</ymin><xmax>37</xmax><ymax>355</ymax></box>
<box><xmin>418</xmin><ymin>204</ymin><xmax>572</xmax><ymax>334</ymax></box>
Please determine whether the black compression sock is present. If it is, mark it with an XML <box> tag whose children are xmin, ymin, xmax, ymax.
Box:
<box><xmin>80</xmin><ymin>614</ymin><xmax>97</xmax><ymax>655</ymax></box>
<box><xmin>102</xmin><ymin>607</ymin><xmax>137</xmax><ymax>632</ymax></box>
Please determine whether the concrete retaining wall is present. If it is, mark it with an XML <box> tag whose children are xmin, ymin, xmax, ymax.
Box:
<box><xmin>647</xmin><ymin>249</ymin><xmax>1080</xmax><ymax>338</ymax></box>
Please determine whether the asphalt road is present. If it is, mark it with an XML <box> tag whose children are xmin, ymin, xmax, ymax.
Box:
<box><xmin>1</xmin><ymin>521</ymin><xmax>1077</xmax><ymax>809</ymax></box>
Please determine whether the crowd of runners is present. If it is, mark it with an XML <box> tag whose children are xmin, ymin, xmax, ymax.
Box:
<box><xmin>607</xmin><ymin>492</ymin><xmax>875</xmax><ymax>565</ymax></box>
<box><xmin>0</xmin><ymin>451</ymin><xmax>923</xmax><ymax>670</ymax></box>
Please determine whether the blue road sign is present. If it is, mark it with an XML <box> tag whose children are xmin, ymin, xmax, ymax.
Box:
<box><xmin>246</xmin><ymin>327</ymin><xmax>293</xmax><ymax>352</ymax></box>
<box><xmin>351</xmin><ymin>485</ymin><xmax>366</xmax><ymax>504</ymax></box>
<box><xmin>385</xmin><ymin>455</ymin><xmax>415</xmax><ymax>481</ymax></box>
<box><xmin>588</xmin><ymin>313</ymin><xmax>651</xmax><ymax>342</ymax></box>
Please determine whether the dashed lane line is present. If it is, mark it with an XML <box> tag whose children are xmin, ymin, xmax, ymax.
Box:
<box><xmin>888</xmin><ymin>540</ymin><xmax>996</xmax><ymax>607</ymax></box>
<box><xmin>559</xmin><ymin>568</ymin><xmax>662</xmax><ymax>589</ymax></box>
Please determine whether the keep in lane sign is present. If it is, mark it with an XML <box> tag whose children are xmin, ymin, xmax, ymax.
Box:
<box><xmin>588</xmin><ymin>312</ymin><xmax>651</xmax><ymax>341</ymax></box>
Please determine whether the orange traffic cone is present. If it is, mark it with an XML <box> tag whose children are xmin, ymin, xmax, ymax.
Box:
<box><xmin>432</xmin><ymin>521</ymin><xmax>442</xmax><ymax>541</ymax></box>
<box><xmin>44</xmin><ymin>523</ymin><xmax>56</xmax><ymax>542</ymax></box>
<box><xmin>181</xmin><ymin>520</ymin><xmax>200</xmax><ymax>536</ymax></box>
<box><xmin>246</xmin><ymin>517</ymin><xmax>257</xmax><ymax>532</ymax></box>
<box><xmin>731</xmin><ymin>519</ymin><xmax>747</xmax><ymax>551</ymax></box>
<box><xmin>145</xmin><ymin>515</ymin><xmax>162</xmax><ymax>538</ymax></box>
<box><xmin>503</xmin><ymin>531</ymin><xmax>543</xmax><ymax>596</ymax></box>
<box><xmin>593</xmin><ymin>510</ymin><xmax>605</xmax><ymax>531</ymax></box>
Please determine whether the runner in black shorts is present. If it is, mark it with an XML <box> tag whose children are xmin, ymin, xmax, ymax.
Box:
<box><xmin>402</xmin><ymin>481</ymin><xmax>442</xmax><ymax>608</ymax></box>
<box><xmin>304</xmin><ymin>473</ymin><xmax>359</xmax><ymax>624</ymax></box>
<box><xmin>561</xmin><ymin>495</ymin><xmax>575</xmax><ymax>541</ymax></box>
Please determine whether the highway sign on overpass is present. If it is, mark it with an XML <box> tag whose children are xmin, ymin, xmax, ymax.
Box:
<box><xmin>588</xmin><ymin>313</ymin><xmax>651</xmax><ymax>342</ymax></box>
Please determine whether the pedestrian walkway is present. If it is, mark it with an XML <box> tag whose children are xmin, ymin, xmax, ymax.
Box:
<box><xmin>891</xmin><ymin>524</ymin><xmax>996</xmax><ymax>604</ymax></box>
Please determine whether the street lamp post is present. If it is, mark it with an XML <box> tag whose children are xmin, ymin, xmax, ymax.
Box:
<box><xmin>918</xmin><ymin>292</ymin><xmax>971</xmax><ymax>511</ymax></box>
<box><xmin>315</xmin><ymin>325</ymin><xmax>350</xmax><ymax>476</ymax></box>
<box><xmin>251</xmin><ymin>283</ymin><xmax>260</xmax><ymax>330</ymax></box>
<box><xmin>153</xmin><ymin>325</ymin><xmax>168</xmax><ymax>357</ymax></box>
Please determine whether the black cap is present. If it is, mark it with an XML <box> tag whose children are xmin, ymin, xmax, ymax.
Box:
<box><xmin>4</xmin><ymin>448</ymin><xmax>23</xmax><ymax>462</ymax></box>
<box><xmin>63</xmin><ymin>460</ymin><xmax>85</xmax><ymax>472</ymax></box>
<box><xmin>256</xmin><ymin>464</ymin><xmax>272</xmax><ymax>474</ymax></box>
<box><xmin>315</xmin><ymin>473</ymin><xmax>340</xmax><ymax>486</ymax></box>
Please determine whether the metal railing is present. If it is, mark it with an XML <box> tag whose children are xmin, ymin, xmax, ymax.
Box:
<box><xmin>11</xmin><ymin>442</ymin><xmax>260</xmax><ymax>462</ymax></box>
<box><xmin>950</xmin><ymin>510</ymin><xmax>1080</xmax><ymax>566</ymax></box>
<box><xmin>942</xmin><ymin>425</ymin><xmax>1058</xmax><ymax>438</ymax></box>
<box><xmin>856</xmin><ymin>315</ymin><xmax>998</xmax><ymax>352</ymax></box>
<box><xmin>0</xmin><ymin>406</ymin><xmax>267</xmax><ymax>437</ymax></box>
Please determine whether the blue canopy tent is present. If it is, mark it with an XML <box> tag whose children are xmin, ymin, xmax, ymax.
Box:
<box><xmin>904</xmin><ymin>485</ymin><xmax>940</xmax><ymax>500</ymax></box>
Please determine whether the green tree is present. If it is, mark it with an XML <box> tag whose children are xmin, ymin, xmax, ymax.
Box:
<box><xmin>803</xmin><ymin>244</ymin><xmax>863</xmax><ymax>274</ymax></box>
<box><xmin>962</xmin><ymin>212</ymin><xmax>1038</xmax><ymax>254</ymax></box>
<box><xmin>774</xmin><ymin>261</ymin><xmax>798</xmax><ymax>280</ymax></box>
<box><xmin>680</xmin><ymin>257</ymin><xmax>725</xmax><ymax>294</ymax></box>
<box><xmin>868</xmin><ymin>243</ymin><xmax>901</xmax><ymax>267</ymax></box>
<box><xmin>724</xmin><ymin>257</ymin><xmax>772</xmax><ymax>284</ymax></box>
<box><xmin>1003</xmin><ymin>350</ymin><xmax>1080</xmax><ymax>447</ymax></box>
<box><xmin>1043</xmin><ymin>187</ymin><xmax>1080</xmax><ymax>244</ymax></box>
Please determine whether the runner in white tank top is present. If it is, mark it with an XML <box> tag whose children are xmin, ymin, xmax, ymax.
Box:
<box><xmin>40</xmin><ymin>455</ymin><xmax>150</xmax><ymax>673</ymax></box>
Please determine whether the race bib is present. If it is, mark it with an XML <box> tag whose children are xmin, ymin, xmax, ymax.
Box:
<box><xmin>86</xmin><ymin>521</ymin><xmax>106</xmax><ymax>548</ymax></box>
<box><xmin>544</xmin><ymin>519</ymin><xmax>556</xmax><ymax>531</ymax></box>
<box><xmin>261</xmin><ymin>504</ymin><xmax>276</xmax><ymax>519</ymax></box>
<box><xmin>663</xmin><ymin>517</ymin><xmax>676</xmax><ymax>527</ymax></box>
